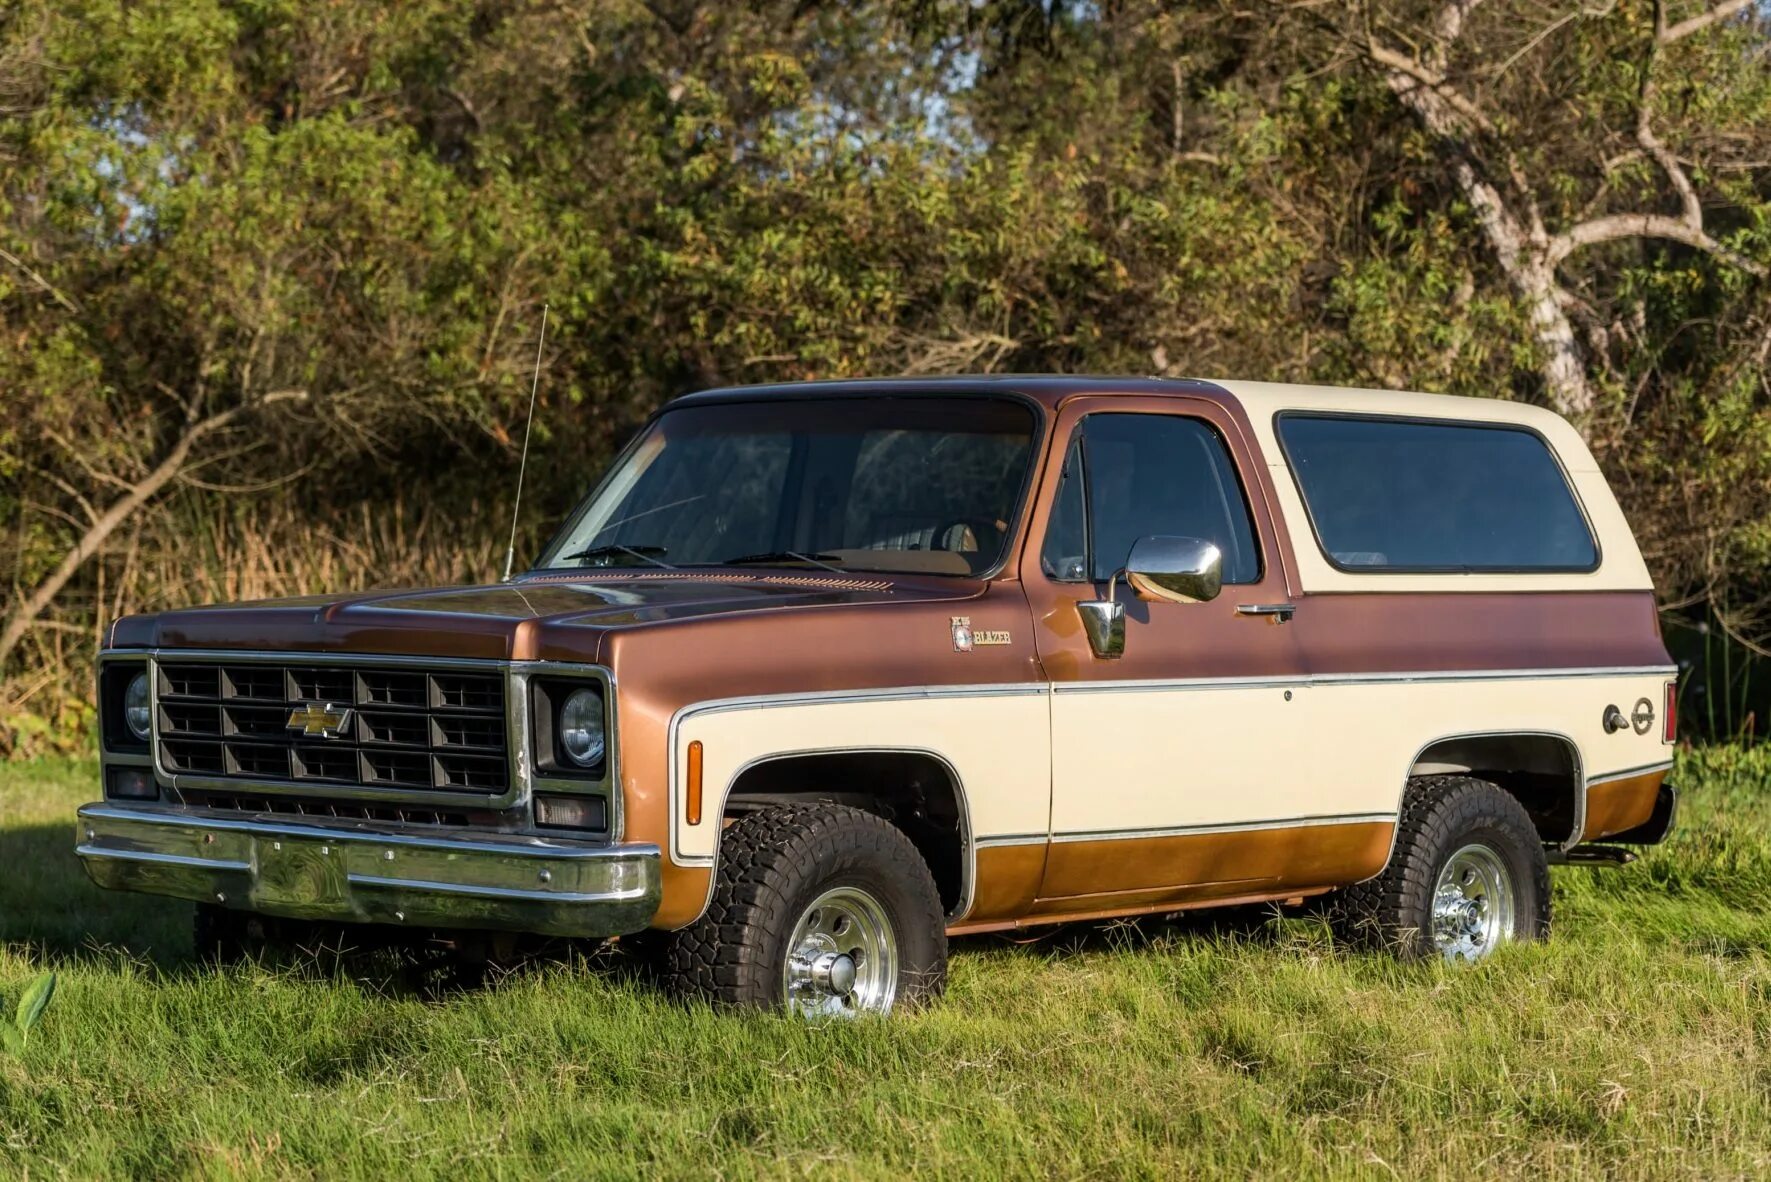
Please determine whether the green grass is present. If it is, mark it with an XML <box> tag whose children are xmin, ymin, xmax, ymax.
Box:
<box><xmin>5</xmin><ymin>752</ymin><xmax>1771</xmax><ymax>1179</ymax></box>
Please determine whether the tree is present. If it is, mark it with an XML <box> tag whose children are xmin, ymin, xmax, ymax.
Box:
<box><xmin>1349</xmin><ymin>0</ymin><xmax>1766</xmax><ymax>422</ymax></box>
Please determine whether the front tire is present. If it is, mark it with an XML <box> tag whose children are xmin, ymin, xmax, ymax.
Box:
<box><xmin>1335</xmin><ymin>775</ymin><xmax>1550</xmax><ymax>962</ymax></box>
<box><xmin>662</xmin><ymin>804</ymin><xmax>947</xmax><ymax>1014</ymax></box>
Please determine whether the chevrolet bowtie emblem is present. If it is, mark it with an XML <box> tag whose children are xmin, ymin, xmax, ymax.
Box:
<box><xmin>287</xmin><ymin>702</ymin><xmax>353</xmax><ymax>739</ymax></box>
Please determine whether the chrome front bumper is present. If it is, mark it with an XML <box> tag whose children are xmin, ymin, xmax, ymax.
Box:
<box><xmin>76</xmin><ymin>804</ymin><xmax>661</xmax><ymax>938</ymax></box>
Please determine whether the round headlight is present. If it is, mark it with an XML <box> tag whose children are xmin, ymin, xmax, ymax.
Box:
<box><xmin>559</xmin><ymin>687</ymin><xmax>606</xmax><ymax>768</ymax></box>
<box><xmin>123</xmin><ymin>672</ymin><xmax>151</xmax><ymax>741</ymax></box>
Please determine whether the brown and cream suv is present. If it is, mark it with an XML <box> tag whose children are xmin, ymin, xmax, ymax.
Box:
<box><xmin>80</xmin><ymin>377</ymin><xmax>1678</xmax><ymax>1014</ymax></box>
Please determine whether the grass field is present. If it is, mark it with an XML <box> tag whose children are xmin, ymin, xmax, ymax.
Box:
<box><xmin>4</xmin><ymin>751</ymin><xmax>1771</xmax><ymax>1179</ymax></box>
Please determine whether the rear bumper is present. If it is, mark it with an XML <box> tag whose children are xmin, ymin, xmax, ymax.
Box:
<box><xmin>76</xmin><ymin>803</ymin><xmax>660</xmax><ymax>938</ymax></box>
<box><xmin>1612</xmin><ymin>781</ymin><xmax>1679</xmax><ymax>846</ymax></box>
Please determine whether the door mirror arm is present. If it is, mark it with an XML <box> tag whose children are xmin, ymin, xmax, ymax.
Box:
<box><xmin>1077</xmin><ymin>573</ymin><xmax>1129</xmax><ymax>660</ymax></box>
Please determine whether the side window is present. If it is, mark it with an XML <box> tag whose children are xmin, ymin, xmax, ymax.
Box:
<box><xmin>1277</xmin><ymin>415</ymin><xmax>1598</xmax><ymax>571</ymax></box>
<box><xmin>1041</xmin><ymin>414</ymin><xmax>1262</xmax><ymax>584</ymax></box>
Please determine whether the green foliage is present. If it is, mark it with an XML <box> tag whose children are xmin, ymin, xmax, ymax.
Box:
<box><xmin>0</xmin><ymin>972</ymin><xmax>56</xmax><ymax>1056</ymax></box>
<box><xmin>2</xmin><ymin>0</ymin><xmax>1770</xmax><ymax>748</ymax></box>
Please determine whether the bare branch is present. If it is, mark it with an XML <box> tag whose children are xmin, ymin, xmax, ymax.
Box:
<box><xmin>40</xmin><ymin>426</ymin><xmax>136</xmax><ymax>492</ymax></box>
<box><xmin>1492</xmin><ymin>9</ymin><xmax>1579</xmax><ymax>78</ymax></box>
<box><xmin>1640</xmin><ymin>2</ymin><xmax>1703</xmax><ymax>227</ymax></box>
<box><xmin>1660</xmin><ymin>0</ymin><xmax>1753</xmax><ymax>43</ymax></box>
<box><xmin>0</xmin><ymin>245</ymin><xmax>80</xmax><ymax>314</ymax></box>
<box><xmin>1364</xmin><ymin>40</ymin><xmax>1496</xmax><ymax>134</ymax></box>
<box><xmin>1551</xmin><ymin>2</ymin><xmax>1768</xmax><ymax>276</ymax></box>
<box><xmin>1548</xmin><ymin>211</ymin><xmax>1766</xmax><ymax>273</ymax></box>
<box><xmin>0</xmin><ymin>388</ymin><xmax>312</xmax><ymax>670</ymax></box>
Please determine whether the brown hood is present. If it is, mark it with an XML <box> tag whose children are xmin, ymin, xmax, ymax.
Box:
<box><xmin>107</xmin><ymin>572</ymin><xmax>981</xmax><ymax>663</ymax></box>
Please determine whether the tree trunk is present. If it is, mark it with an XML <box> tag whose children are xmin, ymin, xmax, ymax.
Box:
<box><xmin>1385</xmin><ymin>73</ymin><xmax>1600</xmax><ymax>421</ymax></box>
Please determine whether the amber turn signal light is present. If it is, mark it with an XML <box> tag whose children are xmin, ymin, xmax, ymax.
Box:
<box><xmin>686</xmin><ymin>740</ymin><xmax>704</xmax><ymax>826</ymax></box>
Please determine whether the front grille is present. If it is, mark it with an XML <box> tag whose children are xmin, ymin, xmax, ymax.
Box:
<box><xmin>155</xmin><ymin>660</ymin><xmax>509</xmax><ymax>795</ymax></box>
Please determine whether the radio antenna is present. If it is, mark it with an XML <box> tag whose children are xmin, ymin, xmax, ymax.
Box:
<box><xmin>501</xmin><ymin>302</ymin><xmax>549</xmax><ymax>583</ymax></box>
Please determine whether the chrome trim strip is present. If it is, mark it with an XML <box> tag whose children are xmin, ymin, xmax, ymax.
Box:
<box><xmin>973</xmin><ymin>833</ymin><xmax>1048</xmax><ymax>849</ymax></box>
<box><xmin>77</xmin><ymin>803</ymin><xmax>627</xmax><ymax>856</ymax></box>
<box><xmin>1047</xmin><ymin>813</ymin><xmax>1395</xmax><ymax>844</ymax></box>
<box><xmin>681</xmin><ymin>682</ymin><xmax>1048</xmax><ymax>720</ymax></box>
<box><xmin>1586</xmin><ymin>759</ymin><xmax>1675</xmax><ymax>786</ymax></box>
<box><xmin>346</xmin><ymin>874</ymin><xmax>652</xmax><ymax>906</ymax></box>
<box><xmin>76</xmin><ymin>845</ymin><xmax>252</xmax><ymax>873</ymax></box>
<box><xmin>1052</xmin><ymin>665</ymin><xmax>1678</xmax><ymax>695</ymax></box>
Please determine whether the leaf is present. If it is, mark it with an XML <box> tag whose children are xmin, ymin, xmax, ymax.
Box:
<box><xmin>0</xmin><ymin>1022</ymin><xmax>21</xmax><ymax>1057</ymax></box>
<box><xmin>16</xmin><ymin>972</ymin><xmax>55</xmax><ymax>1036</ymax></box>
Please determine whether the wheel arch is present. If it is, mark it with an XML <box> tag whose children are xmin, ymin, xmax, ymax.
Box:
<box><xmin>1399</xmin><ymin>729</ymin><xmax>1586</xmax><ymax>854</ymax></box>
<box><xmin>700</xmin><ymin>746</ymin><xmax>976</xmax><ymax>923</ymax></box>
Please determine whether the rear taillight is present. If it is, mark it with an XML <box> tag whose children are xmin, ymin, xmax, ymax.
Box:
<box><xmin>1664</xmin><ymin>679</ymin><xmax>1677</xmax><ymax>745</ymax></box>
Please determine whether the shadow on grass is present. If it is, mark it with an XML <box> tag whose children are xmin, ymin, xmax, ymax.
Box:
<box><xmin>0</xmin><ymin>821</ymin><xmax>191</xmax><ymax>965</ymax></box>
<box><xmin>2</xmin><ymin>815</ymin><xmax>1320</xmax><ymax>996</ymax></box>
<box><xmin>0</xmin><ymin>821</ymin><xmax>622</xmax><ymax>996</ymax></box>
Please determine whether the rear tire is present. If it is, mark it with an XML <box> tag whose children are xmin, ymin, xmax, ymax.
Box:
<box><xmin>1334</xmin><ymin>775</ymin><xmax>1550</xmax><ymax>961</ymax></box>
<box><xmin>661</xmin><ymin>804</ymin><xmax>947</xmax><ymax>1014</ymax></box>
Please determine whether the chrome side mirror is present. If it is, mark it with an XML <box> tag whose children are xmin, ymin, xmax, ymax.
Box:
<box><xmin>1123</xmin><ymin>535</ymin><xmax>1223</xmax><ymax>605</ymax></box>
<box><xmin>1076</xmin><ymin>536</ymin><xmax>1224</xmax><ymax>659</ymax></box>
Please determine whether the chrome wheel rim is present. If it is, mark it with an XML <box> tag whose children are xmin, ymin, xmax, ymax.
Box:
<box><xmin>783</xmin><ymin>886</ymin><xmax>898</xmax><ymax>1017</ymax></box>
<box><xmin>1431</xmin><ymin>843</ymin><xmax>1515</xmax><ymax>963</ymax></box>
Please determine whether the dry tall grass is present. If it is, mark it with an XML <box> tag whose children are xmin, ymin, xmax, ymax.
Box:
<box><xmin>1</xmin><ymin>494</ymin><xmax>528</xmax><ymax>756</ymax></box>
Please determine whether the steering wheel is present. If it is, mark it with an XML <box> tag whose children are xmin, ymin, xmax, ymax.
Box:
<box><xmin>933</xmin><ymin>517</ymin><xmax>1002</xmax><ymax>553</ymax></box>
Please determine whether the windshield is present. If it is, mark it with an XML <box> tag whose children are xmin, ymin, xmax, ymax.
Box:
<box><xmin>536</xmin><ymin>396</ymin><xmax>1039</xmax><ymax>577</ymax></box>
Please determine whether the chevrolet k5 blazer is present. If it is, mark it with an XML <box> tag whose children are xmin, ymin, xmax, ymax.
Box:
<box><xmin>79</xmin><ymin>377</ymin><xmax>1677</xmax><ymax>1015</ymax></box>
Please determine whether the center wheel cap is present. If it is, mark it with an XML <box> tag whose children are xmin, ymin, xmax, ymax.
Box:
<box><xmin>812</xmin><ymin>951</ymin><xmax>857</xmax><ymax>996</ymax></box>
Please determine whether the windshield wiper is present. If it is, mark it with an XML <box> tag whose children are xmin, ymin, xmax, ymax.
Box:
<box><xmin>558</xmin><ymin>543</ymin><xmax>675</xmax><ymax>570</ymax></box>
<box><xmin>722</xmin><ymin>551</ymin><xmax>846</xmax><ymax>574</ymax></box>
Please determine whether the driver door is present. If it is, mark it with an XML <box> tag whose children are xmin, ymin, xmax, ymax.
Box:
<box><xmin>1021</xmin><ymin>395</ymin><xmax>1316</xmax><ymax>912</ymax></box>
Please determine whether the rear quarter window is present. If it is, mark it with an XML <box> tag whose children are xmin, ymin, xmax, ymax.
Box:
<box><xmin>1276</xmin><ymin>414</ymin><xmax>1599</xmax><ymax>573</ymax></box>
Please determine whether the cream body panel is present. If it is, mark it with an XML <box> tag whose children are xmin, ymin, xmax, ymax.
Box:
<box><xmin>1207</xmin><ymin>379</ymin><xmax>1654</xmax><ymax>594</ymax></box>
<box><xmin>1049</xmin><ymin>668</ymin><xmax>1671</xmax><ymax>841</ymax></box>
<box><xmin>669</xmin><ymin>688</ymin><xmax>1051</xmax><ymax>865</ymax></box>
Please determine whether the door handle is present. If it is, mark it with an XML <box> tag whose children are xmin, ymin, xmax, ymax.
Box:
<box><xmin>1236</xmin><ymin>603</ymin><xmax>1295</xmax><ymax>622</ymax></box>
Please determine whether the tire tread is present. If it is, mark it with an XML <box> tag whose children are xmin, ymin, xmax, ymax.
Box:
<box><xmin>1335</xmin><ymin>774</ymin><xmax>1550</xmax><ymax>957</ymax></box>
<box><xmin>662</xmin><ymin>803</ymin><xmax>948</xmax><ymax>1008</ymax></box>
